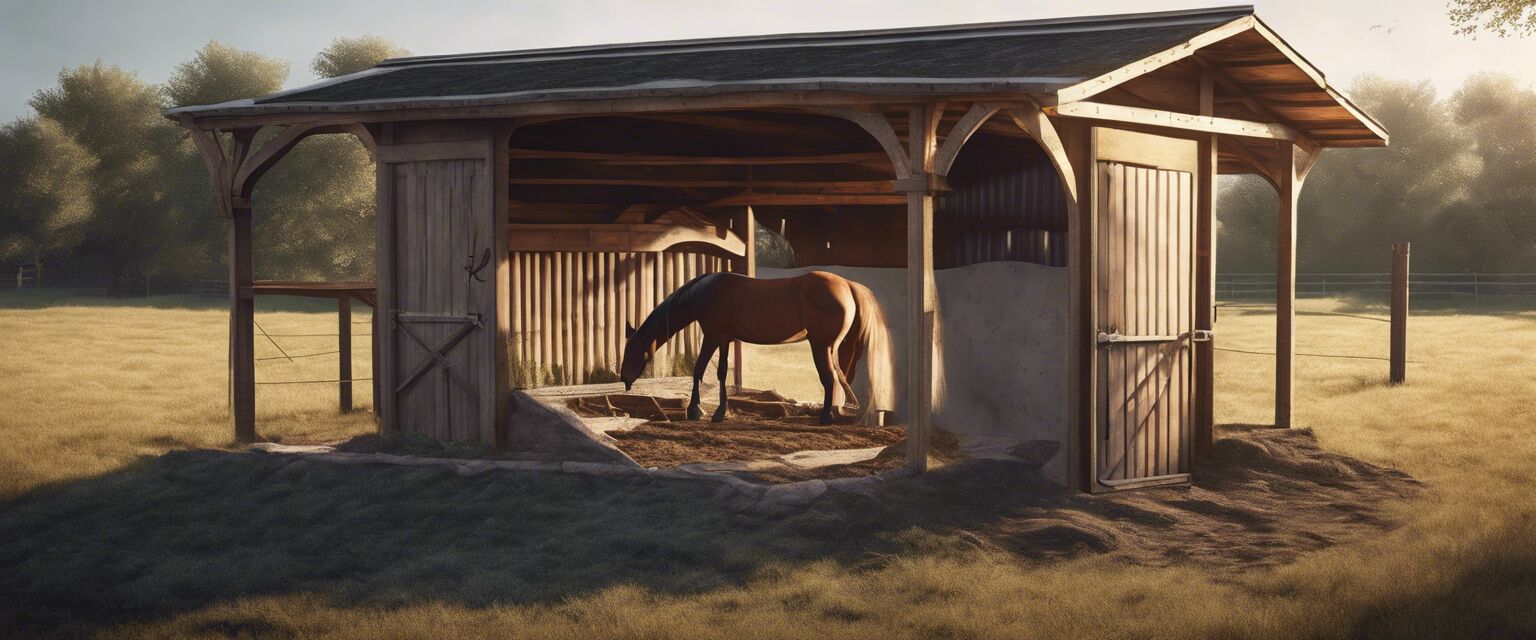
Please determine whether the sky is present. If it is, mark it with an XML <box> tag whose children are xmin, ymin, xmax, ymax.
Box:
<box><xmin>1</xmin><ymin>0</ymin><xmax>1534</xmax><ymax>122</ymax></box>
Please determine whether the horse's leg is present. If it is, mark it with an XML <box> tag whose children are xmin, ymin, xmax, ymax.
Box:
<box><xmin>811</xmin><ymin>342</ymin><xmax>838</xmax><ymax>425</ymax></box>
<box><xmin>688</xmin><ymin>339</ymin><xmax>719</xmax><ymax>421</ymax></box>
<box><xmin>712</xmin><ymin>341</ymin><xmax>731</xmax><ymax>423</ymax></box>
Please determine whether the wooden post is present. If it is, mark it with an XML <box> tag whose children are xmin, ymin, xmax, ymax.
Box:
<box><xmin>338</xmin><ymin>297</ymin><xmax>353</xmax><ymax>413</ymax></box>
<box><xmin>1276</xmin><ymin>147</ymin><xmax>1300</xmax><ymax>429</ymax></box>
<box><xmin>732</xmin><ymin>205</ymin><xmax>756</xmax><ymax>390</ymax></box>
<box><xmin>371</xmin><ymin>306</ymin><xmax>381</xmax><ymax>416</ymax></box>
<box><xmin>1390</xmin><ymin>242</ymin><xmax>1410</xmax><ymax>384</ymax></box>
<box><xmin>230</xmin><ymin>201</ymin><xmax>257</xmax><ymax>442</ymax></box>
<box><xmin>905</xmin><ymin>104</ymin><xmax>939</xmax><ymax>473</ymax></box>
<box><xmin>1194</xmin><ymin>70</ymin><xmax>1218</xmax><ymax>459</ymax></box>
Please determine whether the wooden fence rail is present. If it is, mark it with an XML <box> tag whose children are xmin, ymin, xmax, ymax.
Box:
<box><xmin>1217</xmin><ymin>273</ymin><xmax>1536</xmax><ymax>299</ymax></box>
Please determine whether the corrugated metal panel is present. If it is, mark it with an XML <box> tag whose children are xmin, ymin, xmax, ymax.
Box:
<box><xmin>937</xmin><ymin>148</ymin><xmax>1068</xmax><ymax>268</ymax></box>
<box><xmin>509</xmin><ymin>249</ymin><xmax>728</xmax><ymax>387</ymax></box>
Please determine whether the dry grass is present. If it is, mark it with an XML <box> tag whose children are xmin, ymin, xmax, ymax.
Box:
<box><xmin>0</xmin><ymin>292</ymin><xmax>375</xmax><ymax>499</ymax></box>
<box><xmin>3</xmin><ymin>291</ymin><xmax>1536</xmax><ymax>638</ymax></box>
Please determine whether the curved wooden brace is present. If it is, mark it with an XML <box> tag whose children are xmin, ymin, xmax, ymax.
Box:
<box><xmin>186</xmin><ymin>128</ymin><xmax>233</xmax><ymax>215</ymax></box>
<box><xmin>233</xmin><ymin>122</ymin><xmax>379</xmax><ymax>200</ymax></box>
<box><xmin>931</xmin><ymin>103</ymin><xmax>1001</xmax><ymax>177</ymax></box>
<box><xmin>1006</xmin><ymin>100</ymin><xmax>1079</xmax><ymax>206</ymax></box>
<box><xmin>806</xmin><ymin>107</ymin><xmax>915</xmax><ymax>178</ymax></box>
<box><xmin>233</xmin><ymin>123</ymin><xmax>327</xmax><ymax>200</ymax></box>
<box><xmin>338</xmin><ymin>123</ymin><xmax>377</xmax><ymax>157</ymax></box>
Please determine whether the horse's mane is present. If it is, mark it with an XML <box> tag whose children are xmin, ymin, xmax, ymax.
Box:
<box><xmin>635</xmin><ymin>272</ymin><xmax>725</xmax><ymax>346</ymax></box>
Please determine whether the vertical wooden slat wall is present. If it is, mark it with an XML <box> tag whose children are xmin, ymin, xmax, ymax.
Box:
<box><xmin>507</xmin><ymin>249</ymin><xmax>726</xmax><ymax>386</ymax></box>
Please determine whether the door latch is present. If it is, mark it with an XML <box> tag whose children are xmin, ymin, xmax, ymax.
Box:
<box><xmin>1192</xmin><ymin>329</ymin><xmax>1215</xmax><ymax>343</ymax></box>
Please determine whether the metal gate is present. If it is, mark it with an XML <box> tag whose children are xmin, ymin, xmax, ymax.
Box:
<box><xmin>1092</xmin><ymin>128</ymin><xmax>1199</xmax><ymax>491</ymax></box>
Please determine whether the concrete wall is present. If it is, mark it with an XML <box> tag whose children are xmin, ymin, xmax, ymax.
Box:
<box><xmin>759</xmin><ymin>262</ymin><xmax>1070</xmax><ymax>483</ymax></box>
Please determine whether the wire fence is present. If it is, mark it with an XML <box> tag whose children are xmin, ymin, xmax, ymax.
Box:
<box><xmin>1217</xmin><ymin>272</ymin><xmax>1536</xmax><ymax>299</ymax></box>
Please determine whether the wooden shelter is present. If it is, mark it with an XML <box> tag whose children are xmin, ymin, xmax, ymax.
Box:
<box><xmin>170</xmin><ymin>5</ymin><xmax>1385</xmax><ymax>492</ymax></box>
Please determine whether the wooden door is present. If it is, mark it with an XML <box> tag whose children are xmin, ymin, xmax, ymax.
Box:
<box><xmin>1092</xmin><ymin>128</ymin><xmax>1198</xmax><ymax>491</ymax></box>
<box><xmin>378</xmin><ymin>138</ymin><xmax>499</xmax><ymax>443</ymax></box>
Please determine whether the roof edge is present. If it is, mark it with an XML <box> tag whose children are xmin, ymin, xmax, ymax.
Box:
<box><xmin>377</xmin><ymin>5</ymin><xmax>1255</xmax><ymax>68</ymax></box>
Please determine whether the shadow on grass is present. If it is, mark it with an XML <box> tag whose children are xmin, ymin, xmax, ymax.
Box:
<box><xmin>0</xmin><ymin>428</ymin><xmax>1426</xmax><ymax>636</ymax></box>
<box><xmin>0</xmin><ymin>449</ymin><xmax>884</xmax><ymax>635</ymax></box>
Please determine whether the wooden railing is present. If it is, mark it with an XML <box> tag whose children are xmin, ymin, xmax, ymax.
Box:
<box><xmin>1217</xmin><ymin>273</ymin><xmax>1536</xmax><ymax>299</ymax></box>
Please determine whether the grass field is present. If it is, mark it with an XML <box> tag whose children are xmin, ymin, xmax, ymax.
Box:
<box><xmin>2</xmin><ymin>291</ymin><xmax>1535</xmax><ymax>638</ymax></box>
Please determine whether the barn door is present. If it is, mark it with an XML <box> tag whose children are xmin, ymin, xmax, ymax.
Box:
<box><xmin>1091</xmin><ymin>128</ymin><xmax>1199</xmax><ymax>491</ymax></box>
<box><xmin>377</xmin><ymin>136</ymin><xmax>500</xmax><ymax>443</ymax></box>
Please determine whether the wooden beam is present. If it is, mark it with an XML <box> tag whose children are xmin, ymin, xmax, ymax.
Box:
<box><xmin>812</xmin><ymin>107</ymin><xmax>915</xmax><ymax>178</ymax></box>
<box><xmin>233</xmin><ymin>123</ymin><xmax>325</xmax><ymax>199</ymax></box>
<box><xmin>375</xmin><ymin>123</ymin><xmax>398</xmax><ymax>433</ymax></box>
<box><xmin>1275</xmin><ymin>143</ymin><xmax>1309</xmax><ymax>429</ymax></box>
<box><xmin>733</xmin><ymin>206</ymin><xmax>756</xmax><ymax>390</ymax></box>
<box><xmin>1194</xmin><ymin>70</ymin><xmax>1217</xmax><ymax>461</ymax></box>
<box><xmin>905</xmin><ymin>103</ymin><xmax>940</xmax><ymax>474</ymax></box>
<box><xmin>507</xmin><ymin>148</ymin><xmax>892</xmax><ymax>169</ymax></box>
<box><xmin>493</xmin><ymin>123</ymin><xmax>515</xmax><ymax>447</ymax></box>
<box><xmin>702</xmin><ymin>193</ymin><xmax>905</xmax><ymax>207</ymax></box>
<box><xmin>1193</xmin><ymin>56</ymin><xmax>1289</xmax><ymax>122</ymax></box>
<box><xmin>931</xmin><ymin>103</ymin><xmax>1001</xmax><ymax>177</ymax></box>
<box><xmin>1006</xmin><ymin>102</ymin><xmax>1079</xmax><ymax>203</ymax></box>
<box><xmin>338</xmin><ymin>297</ymin><xmax>352</xmax><ymax>413</ymax></box>
<box><xmin>1054</xmin><ymin>16</ymin><xmax>1259</xmax><ymax>104</ymax></box>
<box><xmin>1219</xmin><ymin>138</ymin><xmax>1282</xmax><ymax>189</ymax></box>
<box><xmin>1007</xmin><ymin>103</ymin><xmax>1089</xmax><ymax>490</ymax></box>
<box><xmin>1047</xmin><ymin>101</ymin><xmax>1303</xmax><ymax>142</ymax></box>
<box><xmin>505</xmin><ymin>177</ymin><xmax>892</xmax><ymax>191</ymax></box>
<box><xmin>229</xmin><ymin>202</ymin><xmax>256</xmax><ymax>442</ymax></box>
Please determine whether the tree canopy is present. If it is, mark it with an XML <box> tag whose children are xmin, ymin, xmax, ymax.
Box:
<box><xmin>164</xmin><ymin>41</ymin><xmax>289</xmax><ymax>108</ymax></box>
<box><xmin>1218</xmin><ymin>73</ymin><xmax>1536</xmax><ymax>274</ymax></box>
<box><xmin>1449</xmin><ymin>0</ymin><xmax>1536</xmax><ymax>37</ymax></box>
<box><xmin>312</xmin><ymin>36</ymin><xmax>411</xmax><ymax>79</ymax></box>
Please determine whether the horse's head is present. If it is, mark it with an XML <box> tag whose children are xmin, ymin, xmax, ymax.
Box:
<box><xmin>619</xmin><ymin>322</ymin><xmax>648</xmax><ymax>391</ymax></box>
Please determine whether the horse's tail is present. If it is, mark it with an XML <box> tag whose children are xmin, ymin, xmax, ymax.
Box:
<box><xmin>850</xmin><ymin>281</ymin><xmax>894</xmax><ymax>426</ymax></box>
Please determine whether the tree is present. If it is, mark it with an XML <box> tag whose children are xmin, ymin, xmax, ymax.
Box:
<box><xmin>159</xmin><ymin>43</ymin><xmax>291</xmax><ymax>281</ymax></box>
<box><xmin>29</xmin><ymin>63</ymin><xmax>180</xmax><ymax>291</ymax></box>
<box><xmin>312</xmin><ymin>35</ymin><xmax>410</xmax><ymax>79</ymax></box>
<box><xmin>0</xmin><ymin>117</ymin><xmax>96</xmax><ymax>282</ymax></box>
<box><xmin>1218</xmin><ymin>73</ymin><xmax>1536</xmax><ymax>275</ymax></box>
<box><xmin>1449</xmin><ymin>0</ymin><xmax>1536</xmax><ymax>37</ymax></box>
<box><xmin>164</xmin><ymin>41</ymin><xmax>289</xmax><ymax>108</ymax></box>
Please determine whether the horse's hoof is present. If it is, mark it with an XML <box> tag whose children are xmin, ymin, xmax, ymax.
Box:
<box><xmin>819</xmin><ymin>413</ymin><xmax>834</xmax><ymax>425</ymax></box>
<box><xmin>686</xmin><ymin>405</ymin><xmax>703</xmax><ymax>421</ymax></box>
<box><xmin>711</xmin><ymin>412</ymin><xmax>727</xmax><ymax>423</ymax></box>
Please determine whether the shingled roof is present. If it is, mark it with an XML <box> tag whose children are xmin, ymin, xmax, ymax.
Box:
<box><xmin>165</xmin><ymin>5</ymin><xmax>1385</xmax><ymax>147</ymax></box>
<box><xmin>169</xmin><ymin>6</ymin><xmax>1253</xmax><ymax>114</ymax></box>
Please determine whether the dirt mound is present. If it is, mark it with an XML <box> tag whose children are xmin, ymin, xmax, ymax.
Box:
<box><xmin>813</xmin><ymin>427</ymin><xmax>1421</xmax><ymax>568</ymax></box>
<box><xmin>608</xmin><ymin>418</ymin><xmax>904</xmax><ymax>468</ymax></box>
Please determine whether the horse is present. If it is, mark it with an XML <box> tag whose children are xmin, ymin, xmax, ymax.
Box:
<box><xmin>619</xmin><ymin>271</ymin><xmax>893</xmax><ymax>425</ymax></box>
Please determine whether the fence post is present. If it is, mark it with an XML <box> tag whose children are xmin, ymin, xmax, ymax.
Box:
<box><xmin>1390</xmin><ymin>243</ymin><xmax>1409</xmax><ymax>385</ymax></box>
<box><xmin>339</xmin><ymin>297</ymin><xmax>353</xmax><ymax>412</ymax></box>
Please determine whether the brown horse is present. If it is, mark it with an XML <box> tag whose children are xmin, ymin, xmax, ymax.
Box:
<box><xmin>620</xmin><ymin>271</ymin><xmax>893</xmax><ymax>425</ymax></box>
